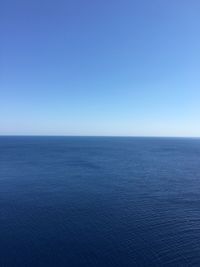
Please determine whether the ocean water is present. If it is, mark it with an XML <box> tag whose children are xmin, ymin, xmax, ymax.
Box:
<box><xmin>1</xmin><ymin>137</ymin><xmax>200</xmax><ymax>267</ymax></box>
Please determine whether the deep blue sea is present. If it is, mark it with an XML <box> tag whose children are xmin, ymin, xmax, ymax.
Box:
<box><xmin>1</xmin><ymin>137</ymin><xmax>200</xmax><ymax>266</ymax></box>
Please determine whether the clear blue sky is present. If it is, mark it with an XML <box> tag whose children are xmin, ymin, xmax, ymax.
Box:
<box><xmin>1</xmin><ymin>0</ymin><xmax>200</xmax><ymax>136</ymax></box>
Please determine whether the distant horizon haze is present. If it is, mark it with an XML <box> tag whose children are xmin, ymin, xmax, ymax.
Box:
<box><xmin>0</xmin><ymin>135</ymin><xmax>200</xmax><ymax>139</ymax></box>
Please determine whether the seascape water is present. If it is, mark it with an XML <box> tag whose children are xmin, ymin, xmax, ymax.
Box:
<box><xmin>1</xmin><ymin>136</ymin><xmax>200</xmax><ymax>266</ymax></box>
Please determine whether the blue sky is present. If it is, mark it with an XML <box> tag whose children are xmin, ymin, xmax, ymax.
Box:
<box><xmin>0</xmin><ymin>0</ymin><xmax>200</xmax><ymax>136</ymax></box>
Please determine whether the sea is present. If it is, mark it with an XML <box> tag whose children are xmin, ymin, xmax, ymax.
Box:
<box><xmin>1</xmin><ymin>136</ymin><xmax>200</xmax><ymax>266</ymax></box>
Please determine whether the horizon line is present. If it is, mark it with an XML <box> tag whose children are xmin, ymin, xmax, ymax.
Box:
<box><xmin>0</xmin><ymin>135</ymin><xmax>199</xmax><ymax>139</ymax></box>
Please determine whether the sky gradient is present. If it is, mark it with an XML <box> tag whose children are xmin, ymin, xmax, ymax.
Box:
<box><xmin>1</xmin><ymin>0</ymin><xmax>200</xmax><ymax>136</ymax></box>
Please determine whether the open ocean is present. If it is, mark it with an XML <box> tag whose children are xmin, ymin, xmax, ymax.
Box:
<box><xmin>1</xmin><ymin>136</ymin><xmax>200</xmax><ymax>266</ymax></box>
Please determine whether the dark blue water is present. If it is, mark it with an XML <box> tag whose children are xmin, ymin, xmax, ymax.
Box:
<box><xmin>1</xmin><ymin>137</ymin><xmax>200</xmax><ymax>266</ymax></box>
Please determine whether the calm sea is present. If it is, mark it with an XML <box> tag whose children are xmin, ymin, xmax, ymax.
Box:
<box><xmin>1</xmin><ymin>136</ymin><xmax>200</xmax><ymax>266</ymax></box>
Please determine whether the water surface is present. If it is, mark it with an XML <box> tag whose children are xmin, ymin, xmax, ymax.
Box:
<box><xmin>1</xmin><ymin>136</ymin><xmax>200</xmax><ymax>266</ymax></box>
